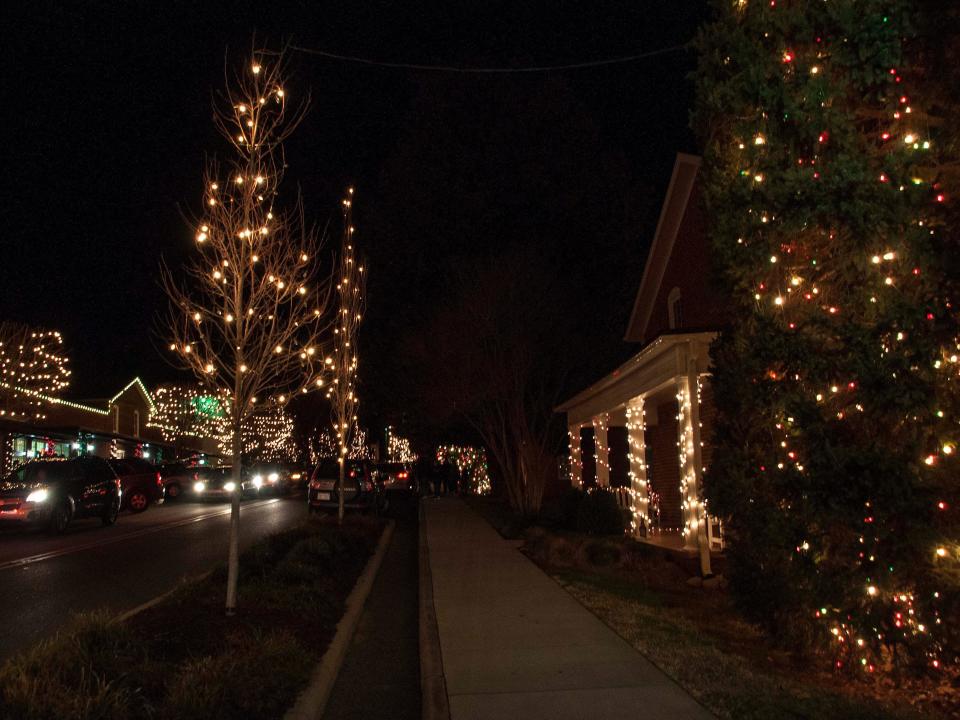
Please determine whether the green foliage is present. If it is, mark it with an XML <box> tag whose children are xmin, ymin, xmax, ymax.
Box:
<box><xmin>557</xmin><ymin>486</ymin><xmax>587</xmax><ymax>529</ymax></box>
<box><xmin>693</xmin><ymin>0</ymin><xmax>959</xmax><ymax>671</ymax></box>
<box><xmin>576</xmin><ymin>488</ymin><xmax>624</xmax><ymax>535</ymax></box>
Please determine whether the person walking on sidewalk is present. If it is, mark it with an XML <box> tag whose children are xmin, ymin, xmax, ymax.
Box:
<box><xmin>444</xmin><ymin>458</ymin><xmax>459</xmax><ymax>495</ymax></box>
<box><xmin>431</xmin><ymin>459</ymin><xmax>445</xmax><ymax>497</ymax></box>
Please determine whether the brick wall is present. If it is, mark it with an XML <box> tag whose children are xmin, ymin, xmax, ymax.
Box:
<box><xmin>646</xmin><ymin>399</ymin><xmax>683</xmax><ymax>530</ymax></box>
<box><xmin>607</xmin><ymin>426</ymin><xmax>629</xmax><ymax>488</ymax></box>
<box><xmin>644</xmin><ymin>185</ymin><xmax>728</xmax><ymax>344</ymax></box>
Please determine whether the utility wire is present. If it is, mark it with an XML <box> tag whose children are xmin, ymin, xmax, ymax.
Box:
<box><xmin>290</xmin><ymin>43</ymin><xmax>687</xmax><ymax>73</ymax></box>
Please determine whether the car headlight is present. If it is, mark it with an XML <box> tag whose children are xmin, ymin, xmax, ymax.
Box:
<box><xmin>194</xmin><ymin>481</ymin><xmax>206</xmax><ymax>493</ymax></box>
<box><xmin>224</xmin><ymin>481</ymin><xmax>237</xmax><ymax>492</ymax></box>
<box><xmin>268</xmin><ymin>472</ymin><xmax>279</xmax><ymax>482</ymax></box>
<box><xmin>26</xmin><ymin>488</ymin><xmax>49</xmax><ymax>503</ymax></box>
<box><xmin>252</xmin><ymin>476</ymin><xmax>263</xmax><ymax>488</ymax></box>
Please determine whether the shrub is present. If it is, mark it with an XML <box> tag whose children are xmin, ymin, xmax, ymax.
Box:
<box><xmin>546</xmin><ymin>536</ymin><xmax>577</xmax><ymax>567</ymax></box>
<box><xmin>576</xmin><ymin>489</ymin><xmax>623</xmax><ymax>535</ymax></box>
<box><xmin>579</xmin><ymin>539</ymin><xmax>623</xmax><ymax>567</ymax></box>
<box><xmin>557</xmin><ymin>487</ymin><xmax>585</xmax><ymax>530</ymax></box>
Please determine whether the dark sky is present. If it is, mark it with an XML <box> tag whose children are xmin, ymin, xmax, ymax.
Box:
<box><xmin>1</xmin><ymin>1</ymin><xmax>705</xmax><ymax>404</ymax></box>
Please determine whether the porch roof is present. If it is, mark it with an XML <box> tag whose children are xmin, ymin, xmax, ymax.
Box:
<box><xmin>556</xmin><ymin>331</ymin><xmax>715</xmax><ymax>426</ymax></box>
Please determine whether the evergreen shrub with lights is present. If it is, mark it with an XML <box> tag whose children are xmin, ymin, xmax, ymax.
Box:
<box><xmin>694</xmin><ymin>0</ymin><xmax>959</xmax><ymax>672</ymax></box>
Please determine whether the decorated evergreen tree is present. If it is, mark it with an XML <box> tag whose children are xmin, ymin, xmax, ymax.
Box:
<box><xmin>694</xmin><ymin>0</ymin><xmax>958</xmax><ymax>672</ymax></box>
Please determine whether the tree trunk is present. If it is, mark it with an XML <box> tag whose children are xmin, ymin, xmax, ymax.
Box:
<box><xmin>225</xmin><ymin>424</ymin><xmax>242</xmax><ymax>615</ymax></box>
<box><xmin>337</xmin><ymin>456</ymin><xmax>345</xmax><ymax>524</ymax></box>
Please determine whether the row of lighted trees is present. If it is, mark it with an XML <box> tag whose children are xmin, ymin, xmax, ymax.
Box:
<box><xmin>161</xmin><ymin>50</ymin><xmax>366</xmax><ymax>613</ymax></box>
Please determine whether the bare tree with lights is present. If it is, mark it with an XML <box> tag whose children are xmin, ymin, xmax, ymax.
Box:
<box><xmin>0</xmin><ymin>322</ymin><xmax>71</xmax><ymax>421</ymax></box>
<box><xmin>325</xmin><ymin>190</ymin><xmax>366</xmax><ymax>522</ymax></box>
<box><xmin>163</xmin><ymin>50</ymin><xmax>333</xmax><ymax>615</ymax></box>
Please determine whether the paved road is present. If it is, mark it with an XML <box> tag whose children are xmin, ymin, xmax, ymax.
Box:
<box><xmin>323</xmin><ymin>493</ymin><xmax>421</xmax><ymax>720</ymax></box>
<box><xmin>0</xmin><ymin>496</ymin><xmax>305</xmax><ymax>660</ymax></box>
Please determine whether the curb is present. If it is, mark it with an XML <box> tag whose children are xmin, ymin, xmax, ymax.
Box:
<box><xmin>112</xmin><ymin>570</ymin><xmax>213</xmax><ymax>624</ymax></box>
<box><xmin>285</xmin><ymin>519</ymin><xmax>395</xmax><ymax>720</ymax></box>
<box><xmin>419</xmin><ymin>500</ymin><xmax>451</xmax><ymax>720</ymax></box>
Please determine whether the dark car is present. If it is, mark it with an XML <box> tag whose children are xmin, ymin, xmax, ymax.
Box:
<box><xmin>0</xmin><ymin>456</ymin><xmax>121</xmax><ymax>533</ymax></box>
<box><xmin>109</xmin><ymin>457</ymin><xmax>164</xmax><ymax>513</ymax></box>
<box><xmin>375</xmin><ymin>462</ymin><xmax>417</xmax><ymax>493</ymax></box>
<box><xmin>308</xmin><ymin>458</ymin><xmax>384</xmax><ymax>514</ymax></box>
<box><xmin>191</xmin><ymin>466</ymin><xmax>247</xmax><ymax>501</ymax></box>
<box><xmin>157</xmin><ymin>462</ymin><xmax>198</xmax><ymax>501</ymax></box>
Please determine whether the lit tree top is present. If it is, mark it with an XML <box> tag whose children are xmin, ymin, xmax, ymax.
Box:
<box><xmin>326</xmin><ymin>189</ymin><xmax>366</xmax><ymax>458</ymax></box>
<box><xmin>163</xmin><ymin>51</ymin><xmax>333</xmax><ymax>434</ymax></box>
<box><xmin>151</xmin><ymin>383</ymin><xmax>230</xmax><ymax>445</ymax></box>
<box><xmin>0</xmin><ymin>322</ymin><xmax>71</xmax><ymax>420</ymax></box>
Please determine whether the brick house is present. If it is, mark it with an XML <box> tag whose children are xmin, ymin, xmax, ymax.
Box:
<box><xmin>0</xmin><ymin>378</ymin><xmax>171</xmax><ymax>475</ymax></box>
<box><xmin>556</xmin><ymin>153</ymin><xmax>727</xmax><ymax>572</ymax></box>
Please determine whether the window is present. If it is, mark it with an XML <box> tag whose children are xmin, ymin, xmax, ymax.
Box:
<box><xmin>668</xmin><ymin>287</ymin><xmax>683</xmax><ymax>329</ymax></box>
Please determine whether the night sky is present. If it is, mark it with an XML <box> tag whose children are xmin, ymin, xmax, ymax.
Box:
<box><xmin>1</xmin><ymin>1</ymin><xmax>705</xmax><ymax>421</ymax></box>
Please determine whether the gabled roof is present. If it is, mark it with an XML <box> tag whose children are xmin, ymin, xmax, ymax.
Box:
<box><xmin>624</xmin><ymin>153</ymin><xmax>701</xmax><ymax>343</ymax></box>
<box><xmin>109</xmin><ymin>377</ymin><xmax>157</xmax><ymax>416</ymax></box>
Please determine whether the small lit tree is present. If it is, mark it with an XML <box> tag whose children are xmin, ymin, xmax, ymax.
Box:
<box><xmin>325</xmin><ymin>190</ymin><xmax>366</xmax><ymax>522</ymax></box>
<box><xmin>241</xmin><ymin>401</ymin><xmax>296</xmax><ymax>462</ymax></box>
<box><xmin>0</xmin><ymin>322</ymin><xmax>71</xmax><ymax>421</ymax></box>
<box><xmin>151</xmin><ymin>383</ymin><xmax>231</xmax><ymax>449</ymax></box>
<box><xmin>163</xmin><ymin>49</ymin><xmax>333</xmax><ymax>614</ymax></box>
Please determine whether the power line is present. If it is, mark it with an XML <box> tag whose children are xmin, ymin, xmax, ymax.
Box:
<box><xmin>290</xmin><ymin>43</ymin><xmax>688</xmax><ymax>73</ymax></box>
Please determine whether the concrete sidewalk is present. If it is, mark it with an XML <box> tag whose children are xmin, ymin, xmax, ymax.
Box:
<box><xmin>424</xmin><ymin>497</ymin><xmax>713</xmax><ymax>720</ymax></box>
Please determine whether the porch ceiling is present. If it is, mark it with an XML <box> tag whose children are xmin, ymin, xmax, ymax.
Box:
<box><xmin>556</xmin><ymin>332</ymin><xmax>715</xmax><ymax>427</ymax></box>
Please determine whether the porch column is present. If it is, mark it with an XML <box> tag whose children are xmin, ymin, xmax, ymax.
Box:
<box><xmin>625</xmin><ymin>397</ymin><xmax>649</xmax><ymax>537</ymax></box>
<box><xmin>568</xmin><ymin>423</ymin><xmax>583</xmax><ymax>488</ymax></box>
<box><xmin>676</xmin><ymin>357</ymin><xmax>712</xmax><ymax>576</ymax></box>
<box><xmin>592</xmin><ymin>414</ymin><xmax>610</xmax><ymax>487</ymax></box>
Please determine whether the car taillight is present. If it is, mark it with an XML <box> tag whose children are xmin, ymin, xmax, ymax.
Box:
<box><xmin>398</xmin><ymin>472</ymin><xmax>408</xmax><ymax>479</ymax></box>
<box><xmin>349</xmin><ymin>470</ymin><xmax>357</xmax><ymax>478</ymax></box>
<box><xmin>156</xmin><ymin>472</ymin><xmax>163</xmax><ymax>487</ymax></box>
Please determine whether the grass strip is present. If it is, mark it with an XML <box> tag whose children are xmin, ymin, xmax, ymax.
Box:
<box><xmin>0</xmin><ymin>515</ymin><xmax>383</xmax><ymax>720</ymax></box>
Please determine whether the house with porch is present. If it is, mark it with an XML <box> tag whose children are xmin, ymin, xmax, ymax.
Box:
<box><xmin>557</xmin><ymin>153</ymin><xmax>727</xmax><ymax>573</ymax></box>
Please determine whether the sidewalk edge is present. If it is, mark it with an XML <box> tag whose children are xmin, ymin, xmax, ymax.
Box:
<box><xmin>285</xmin><ymin>518</ymin><xmax>396</xmax><ymax>720</ymax></box>
<box><xmin>419</xmin><ymin>500</ymin><xmax>451</xmax><ymax>720</ymax></box>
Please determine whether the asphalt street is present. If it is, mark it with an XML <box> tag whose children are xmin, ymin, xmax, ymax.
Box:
<box><xmin>0</xmin><ymin>495</ymin><xmax>305</xmax><ymax>660</ymax></box>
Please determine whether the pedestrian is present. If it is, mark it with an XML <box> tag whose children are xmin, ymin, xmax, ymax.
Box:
<box><xmin>432</xmin><ymin>459</ymin><xmax>445</xmax><ymax>497</ymax></box>
<box><xmin>444</xmin><ymin>459</ymin><xmax>459</xmax><ymax>495</ymax></box>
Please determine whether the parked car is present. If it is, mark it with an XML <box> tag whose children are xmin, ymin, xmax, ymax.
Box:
<box><xmin>0</xmin><ymin>456</ymin><xmax>121</xmax><ymax>533</ymax></box>
<box><xmin>157</xmin><ymin>462</ymin><xmax>197</xmax><ymax>501</ymax></box>
<box><xmin>375</xmin><ymin>462</ymin><xmax>417</xmax><ymax>493</ymax></box>
<box><xmin>191</xmin><ymin>466</ymin><xmax>247</xmax><ymax>501</ymax></box>
<box><xmin>108</xmin><ymin>457</ymin><xmax>164</xmax><ymax>513</ymax></box>
<box><xmin>307</xmin><ymin>458</ymin><xmax>385</xmax><ymax>514</ymax></box>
